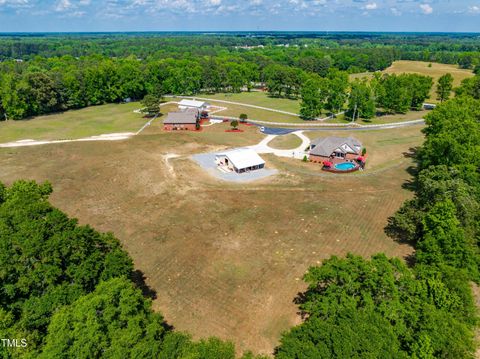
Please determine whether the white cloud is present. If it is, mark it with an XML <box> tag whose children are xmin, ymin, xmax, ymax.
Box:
<box><xmin>390</xmin><ymin>7</ymin><xmax>401</xmax><ymax>16</ymax></box>
<box><xmin>0</xmin><ymin>0</ymin><xmax>30</xmax><ymax>8</ymax></box>
<box><xmin>419</xmin><ymin>3</ymin><xmax>433</xmax><ymax>15</ymax></box>
<box><xmin>363</xmin><ymin>2</ymin><xmax>377</xmax><ymax>10</ymax></box>
<box><xmin>469</xmin><ymin>5</ymin><xmax>480</xmax><ymax>14</ymax></box>
<box><xmin>55</xmin><ymin>0</ymin><xmax>72</xmax><ymax>12</ymax></box>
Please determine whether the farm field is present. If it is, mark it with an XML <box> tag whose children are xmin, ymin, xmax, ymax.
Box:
<box><xmin>0</xmin><ymin>102</ymin><xmax>149</xmax><ymax>143</ymax></box>
<box><xmin>0</xmin><ymin>119</ymin><xmax>423</xmax><ymax>356</ymax></box>
<box><xmin>350</xmin><ymin>60</ymin><xmax>474</xmax><ymax>103</ymax></box>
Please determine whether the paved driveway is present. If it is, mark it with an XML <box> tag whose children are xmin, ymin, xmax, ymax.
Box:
<box><xmin>191</xmin><ymin>153</ymin><xmax>278</xmax><ymax>183</ymax></box>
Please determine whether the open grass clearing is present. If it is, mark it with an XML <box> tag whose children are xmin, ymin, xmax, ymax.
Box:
<box><xmin>199</xmin><ymin>91</ymin><xmax>301</xmax><ymax>114</ymax></box>
<box><xmin>207</xmin><ymin>100</ymin><xmax>304</xmax><ymax>124</ymax></box>
<box><xmin>0</xmin><ymin>102</ymin><xmax>154</xmax><ymax>143</ymax></box>
<box><xmin>350</xmin><ymin>60</ymin><xmax>474</xmax><ymax>103</ymax></box>
<box><xmin>268</xmin><ymin>134</ymin><xmax>303</xmax><ymax>150</ymax></box>
<box><xmin>325</xmin><ymin>110</ymin><xmax>428</xmax><ymax>125</ymax></box>
<box><xmin>0</xmin><ymin>115</ymin><xmax>422</xmax><ymax>356</ymax></box>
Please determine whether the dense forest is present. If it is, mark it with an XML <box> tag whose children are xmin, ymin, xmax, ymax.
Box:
<box><xmin>0</xmin><ymin>33</ymin><xmax>478</xmax><ymax>121</ymax></box>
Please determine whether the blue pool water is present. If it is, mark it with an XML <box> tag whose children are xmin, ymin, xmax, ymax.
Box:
<box><xmin>334</xmin><ymin>162</ymin><xmax>356</xmax><ymax>171</ymax></box>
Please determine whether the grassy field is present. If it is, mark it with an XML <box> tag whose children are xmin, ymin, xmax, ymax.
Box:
<box><xmin>268</xmin><ymin>134</ymin><xmax>303</xmax><ymax>150</ymax></box>
<box><xmin>0</xmin><ymin>102</ymin><xmax>148</xmax><ymax>143</ymax></box>
<box><xmin>0</xmin><ymin>119</ymin><xmax>423</xmax><ymax>356</ymax></box>
<box><xmin>207</xmin><ymin>99</ymin><xmax>304</xmax><ymax>124</ymax></box>
<box><xmin>325</xmin><ymin>110</ymin><xmax>428</xmax><ymax>125</ymax></box>
<box><xmin>350</xmin><ymin>60</ymin><xmax>474</xmax><ymax>103</ymax></box>
<box><xmin>199</xmin><ymin>92</ymin><xmax>301</xmax><ymax>114</ymax></box>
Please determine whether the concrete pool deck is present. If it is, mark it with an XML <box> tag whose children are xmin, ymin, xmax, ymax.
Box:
<box><xmin>191</xmin><ymin>152</ymin><xmax>278</xmax><ymax>183</ymax></box>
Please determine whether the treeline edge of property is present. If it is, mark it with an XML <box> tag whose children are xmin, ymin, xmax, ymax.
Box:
<box><xmin>1</xmin><ymin>34</ymin><xmax>480</xmax><ymax>121</ymax></box>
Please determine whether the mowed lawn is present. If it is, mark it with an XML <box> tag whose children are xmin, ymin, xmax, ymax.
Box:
<box><xmin>0</xmin><ymin>121</ymin><xmax>422</xmax><ymax>356</ymax></box>
<box><xmin>350</xmin><ymin>60</ymin><xmax>474</xmax><ymax>103</ymax></box>
<box><xmin>0</xmin><ymin>102</ymin><xmax>147</xmax><ymax>143</ymax></box>
<box><xmin>208</xmin><ymin>100</ymin><xmax>304</xmax><ymax>124</ymax></box>
<box><xmin>268</xmin><ymin>134</ymin><xmax>303</xmax><ymax>150</ymax></box>
<box><xmin>199</xmin><ymin>91</ymin><xmax>301</xmax><ymax>114</ymax></box>
<box><xmin>325</xmin><ymin>110</ymin><xmax>428</xmax><ymax>125</ymax></box>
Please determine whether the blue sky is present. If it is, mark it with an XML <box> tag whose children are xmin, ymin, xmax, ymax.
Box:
<box><xmin>0</xmin><ymin>0</ymin><xmax>479</xmax><ymax>32</ymax></box>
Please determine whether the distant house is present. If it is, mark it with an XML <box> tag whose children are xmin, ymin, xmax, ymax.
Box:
<box><xmin>164</xmin><ymin>108</ymin><xmax>199</xmax><ymax>131</ymax></box>
<box><xmin>309</xmin><ymin>136</ymin><xmax>362</xmax><ymax>163</ymax></box>
<box><xmin>178</xmin><ymin>99</ymin><xmax>210</xmax><ymax>112</ymax></box>
<box><xmin>215</xmin><ymin>149</ymin><xmax>266</xmax><ymax>173</ymax></box>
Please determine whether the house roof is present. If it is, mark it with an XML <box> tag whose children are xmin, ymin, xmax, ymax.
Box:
<box><xmin>217</xmin><ymin>149</ymin><xmax>265</xmax><ymax>170</ymax></box>
<box><xmin>310</xmin><ymin>136</ymin><xmax>362</xmax><ymax>157</ymax></box>
<box><xmin>178</xmin><ymin>99</ymin><xmax>210</xmax><ymax>108</ymax></box>
<box><xmin>164</xmin><ymin>110</ymin><xmax>198</xmax><ymax>124</ymax></box>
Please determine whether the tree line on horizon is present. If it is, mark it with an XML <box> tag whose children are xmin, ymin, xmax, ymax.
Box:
<box><xmin>0</xmin><ymin>55</ymin><xmax>450</xmax><ymax>123</ymax></box>
<box><xmin>1</xmin><ymin>33</ymin><xmax>479</xmax><ymax>122</ymax></box>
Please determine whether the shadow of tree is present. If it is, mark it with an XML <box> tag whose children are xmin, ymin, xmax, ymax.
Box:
<box><xmin>383</xmin><ymin>146</ymin><xmax>422</xmax><ymax>264</ymax></box>
<box><xmin>132</xmin><ymin>269</ymin><xmax>157</xmax><ymax>300</ymax></box>
<box><xmin>401</xmin><ymin>146</ymin><xmax>421</xmax><ymax>190</ymax></box>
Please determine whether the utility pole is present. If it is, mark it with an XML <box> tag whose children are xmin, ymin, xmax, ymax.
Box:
<box><xmin>352</xmin><ymin>102</ymin><xmax>357</xmax><ymax>123</ymax></box>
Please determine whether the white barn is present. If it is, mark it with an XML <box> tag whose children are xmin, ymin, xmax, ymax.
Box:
<box><xmin>178</xmin><ymin>99</ymin><xmax>210</xmax><ymax>112</ymax></box>
<box><xmin>215</xmin><ymin>149</ymin><xmax>266</xmax><ymax>173</ymax></box>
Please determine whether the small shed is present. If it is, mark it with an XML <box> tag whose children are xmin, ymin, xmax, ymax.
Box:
<box><xmin>215</xmin><ymin>149</ymin><xmax>266</xmax><ymax>173</ymax></box>
<box><xmin>178</xmin><ymin>99</ymin><xmax>210</xmax><ymax>112</ymax></box>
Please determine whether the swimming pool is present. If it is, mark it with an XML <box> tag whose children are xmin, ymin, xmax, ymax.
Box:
<box><xmin>334</xmin><ymin>162</ymin><xmax>357</xmax><ymax>171</ymax></box>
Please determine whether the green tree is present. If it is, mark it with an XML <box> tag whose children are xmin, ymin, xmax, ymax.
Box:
<box><xmin>377</xmin><ymin>74</ymin><xmax>411</xmax><ymax>114</ymax></box>
<box><xmin>0</xmin><ymin>94</ymin><xmax>5</xmax><ymax>121</ymax></box>
<box><xmin>436</xmin><ymin>73</ymin><xmax>454</xmax><ymax>103</ymax></box>
<box><xmin>0</xmin><ymin>180</ymin><xmax>133</xmax><ymax>355</ymax></box>
<box><xmin>416</xmin><ymin>200</ymin><xmax>479</xmax><ymax>277</ymax></box>
<box><xmin>141</xmin><ymin>94</ymin><xmax>161</xmax><ymax>117</ymax></box>
<box><xmin>276</xmin><ymin>254</ymin><xmax>476</xmax><ymax>359</ymax></box>
<box><xmin>325</xmin><ymin>70</ymin><xmax>348</xmax><ymax>115</ymax></box>
<box><xmin>300</xmin><ymin>76</ymin><xmax>327</xmax><ymax>120</ymax></box>
<box><xmin>39</xmin><ymin>277</ymin><xmax>166</xmax><ymax>359</ymax></box>
<box><xmin>406</xmin><ymin>74</ymin><xmax>433</xmax><ymax>110</ymax></box>
<box><xmin>230</xmin><ymin>120</ymin><xmax>239</xmax><ymax>130</ymax></box>
<box><xmin>239</xmin><ymin>113</ymin><xmax>248</xmax><ymax>122</ymax></box>
<box><xmin>347</xmin><ymin>80</ymin><xmax>376</xmax><ymax>120</ymax></box>
<box><xmin>277</xmin><ymin>309</ymin><xmax>405</xmax><ymax>359</ymax></box>
<box><xmin>420</xmin><ymin>96</ymin><xmax>480</xmax><ymax>169</ymax></box>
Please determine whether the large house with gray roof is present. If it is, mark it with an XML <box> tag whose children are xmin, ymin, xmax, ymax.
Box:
<box><xmin>309</xmin><ymin>136</ymin><xmax>363</xmax><ymax>163</ymax></box>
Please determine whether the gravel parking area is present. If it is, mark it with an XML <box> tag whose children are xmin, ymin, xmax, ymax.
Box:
<box><xmin>191</xmin><ymin>152</ymin><xmax>278</xmax><ymax>183</ymax></box>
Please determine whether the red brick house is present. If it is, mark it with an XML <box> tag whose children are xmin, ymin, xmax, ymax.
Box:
<box><xmin>164</xmin><ymin>108</ymin><xmax>199</xmax><ymax>131</ymax></box>
<box><xmin>309</xmin><ymin>136</ymin><xmax>363</xmax><ymax>163</ymax></box>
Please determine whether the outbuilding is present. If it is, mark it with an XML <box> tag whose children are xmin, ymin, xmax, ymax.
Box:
<box><xmin>164</xmin><ymin>108</ymin><xmax>199</xmax><ymax>131</ymax></box>
<box><xmin>178</xmin><ymin>99</ymin><xmax>210</xmax><ymax>112</ymax></box>
<box><xmin>215</xmin><ymin>149</ymin><xmax>266</xmax><ymax>173</ymax></box>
